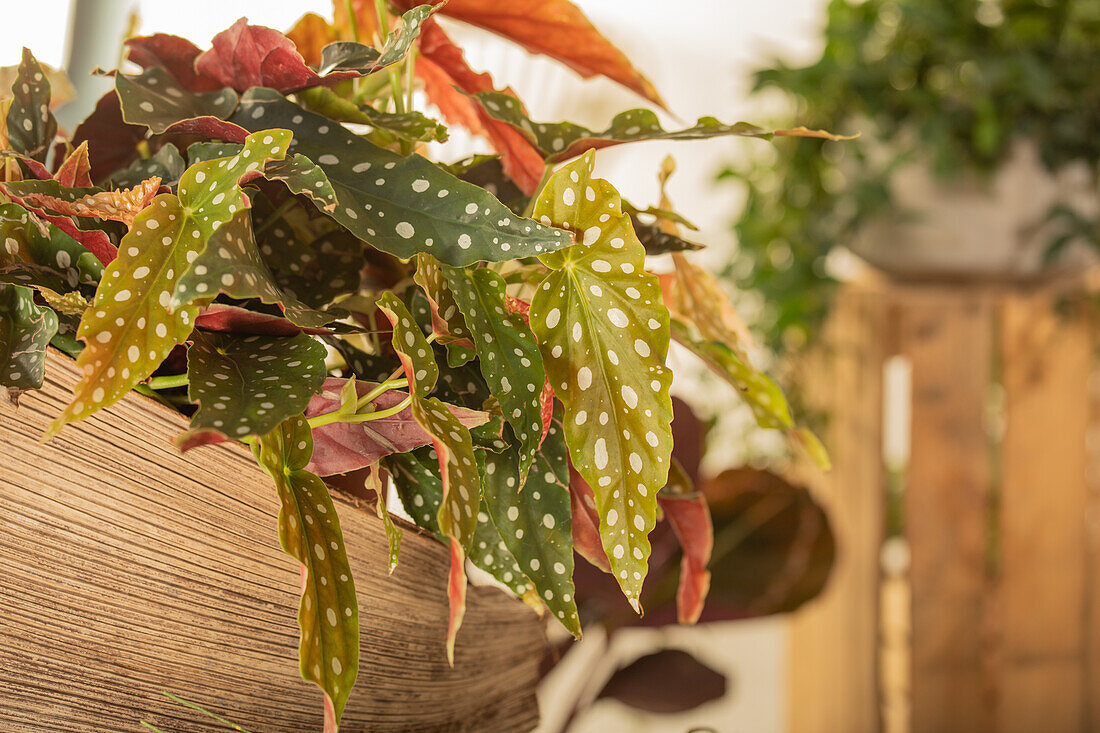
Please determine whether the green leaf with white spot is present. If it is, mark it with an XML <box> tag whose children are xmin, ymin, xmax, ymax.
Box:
<box><xmin>230</xmin><ymin>88</ymin><xmax>574</xmax><ymax>266</ymax></box>
<box><xmin>368</xmin><ymin>464</ymin><xmax>402</xmax><ymax>574</ymax></box>
<box><xmin>0</xmin><ymin>283</ymin><xmax>58</xmax><ymax>392</ymax></box>
<box><xmin>191</xmin><ymin>139</ymin><xmax>339</xmax><ymax>213</ymax></box>
<box><xmin>254</xmin><ymin>415</ymin><xmax>358</xmax><ymax>727</ymax></box>
<box><xmin>116</xmin><ymin>67</ymin><xmax>238</xmax><ymax>134</ymax></box>
<box><xmin>181</xmin><ymin>330</ymin><xmax>326</xmax><ymax>445</ymax></box>
<box><xmin>414</xmin><ymin>253</ymin><xmax>470</xmax><ymax>344</ymax></box>
<box><xmin>45</xmin><ymin>130</ymin><xmax>291</xmax><ymax>437</ymax></box>
<box><xmin>529</xmin><ymin>151</ymin><xmax>674</xmax><ymax>609</ymax></box>
<box><xmin>317</xmin><ymin>4</ymin><xmax>437</xmax><ymax>76</ymax></box>
<box><xmin>376</xmin><ymin>292</ymin><xmax>479</xmax><ymax>547</ymax></box>
<box><xmin>108</xmin><ymin>143</ymin><xmax>186</xmax><ymax>189</ymax></box>
<box><xmin>173</xmin><ymin>210</ymin><xmax>337</xmax><ymax>328</ymax></box>
<box><xmin>481</xmin><ymin>417</ymin><xmax>580</xmax><ymax>636</ymax></box>
<box><xmin>6</xmin><ymin>49</ymin><xmax>57</xmax><ymax>162</ymax></box>
<box><xmin>470</xmin><ymin>90</ymin><xmax>855</xmax><ymax>163</ymax></box>
<box><xmin>442</xmin><ymin>263</ymin><xmax>545</xmax><ymax>485</ymax></box>
<box><xmin>298</xmin><ymin>87</ymin><xmax>448</xmax><ymax>145</ymax></box>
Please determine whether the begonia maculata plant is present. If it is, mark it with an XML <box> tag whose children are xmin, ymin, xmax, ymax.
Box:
<box><xmin>0</xmin><ymin>1</ymin><xmax>841</xmax><ymax>727</ymax></box>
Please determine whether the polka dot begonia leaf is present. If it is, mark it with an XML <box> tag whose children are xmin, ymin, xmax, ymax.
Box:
<box><xmin>297</xmin><ymin>87</ymin><xmax>449</xmax><ymax>146</ymax></box>
<box><xmin>376</xmin><ymin>292</ymin><xmax>481</xmax><ymax>663</ymax></box>
<box><xmin>0</xmin><ymin>283</ymin><xmax>58</xmax><ymax>392</ymax></box>
<box><xmin>442</xmin><ymin>263</ymin><xmax>546</xmax><ymax>486</ymax></box>
<box><xmin>108</xmin><ymin>143</ymin><xmax>186</xmax><ymax>190</ymax></box>
<box><xmin>116</xmin><ymin>66</ymin><xmax>238</xmax><ymax>134</ymax></box>
<box><xmin>179</xmin><ymin>330</ymin><xmax>327</xmax><ymax>448</ymax></box>
<box><xmin>528</xmin><ymin>151</ymin><xmax>674</xmax><ymax>610</ymax></box>
<box><xmin>386</xmin><ymin>446</ymin><xmax>534</xmax><ymax>599</ymax></box>
<box><xmin>316</xmin><ymin>5</ymin><xmax>437</xmax><ymax>77</ymax></box>
<box><xmin>173</xmin><ymin>209</ymin><xmax>336</xmax><ymax>329</ymax></box>
<box><xmin>230</xmin><ymin>88</ymin><xmax>575</xmax><ymax>267</ymax></box>
<box><xmin>367</xmin><ymin>463</ymin><xmax>402</xmax><ymax>574</ymax></box>
<box><xmin>5</xmin><ymin>176</ymin><xmax>161</xmax><ymax>228</ymax></box>
<box><xmin>44</xmin><ymin>130</ymin><xmax>292</xmax><ymax>438</ymax></box>
<box><xmin>413</xmin><ymin>253</ymin><xmax>472</xmax><ymax>345</ymax></box>
<box><xmin>254</xmin><ymin>415</ymin><xmax>359</xmax><ymax>728</ymax></box>
<box><xmin>469</xmin><ymin>90</ymin><xmax>858</xmax><ymax>164</ymax></box>
<box><xmin>6</xmin><ymin>49</ymin><xmax>57</xmax><ymax>162</ymax></box>
<box><xmin>0</xmin><ymin>202</ymin><xmax>102</xmax><ymax>296</ymax></box>
<box><xmin>480</xmin><ymin>414</ymin><xmax>580</xmax><ymax>637</ymax></box>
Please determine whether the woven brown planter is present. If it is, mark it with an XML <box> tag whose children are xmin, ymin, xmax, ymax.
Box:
<box><xmin>0</xmin><ymin>350</ymin><xmax>544</xmax><ymax>732</ymax></box>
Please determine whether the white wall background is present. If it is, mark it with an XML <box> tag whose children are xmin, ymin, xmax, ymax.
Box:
<box><xmin>2</xmin><ymin>2</ymin><xmax>831</xmax><ymax>730</ymax></box>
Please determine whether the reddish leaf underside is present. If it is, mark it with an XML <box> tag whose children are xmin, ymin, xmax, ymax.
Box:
<box><xmin>659</xmin><ymin>491</ymin><xmax>713</xmax><ymax>624</ymax></box>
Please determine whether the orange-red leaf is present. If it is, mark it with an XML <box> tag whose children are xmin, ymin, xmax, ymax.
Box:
<box><xmin>659</xmin><ymin>491</ymin><xmax>713</xmax><ymax>625</ymax></box>
<box><xmin>54</xmin><ymin>142</ymin><xmax>93</xmax><ymax>188</ymax></box>
<box><xmin>569</xmin><ymin>465</ymin><xmax>611</xmax><ymax>574</ymax></box>
<box><xmin>397</xmin><ymin>0</ymin><xmax>664</xmax><ymax>108</ymax></box>
<box><xmin>20</xmin><ymin>177</ymin><xmax>160</xmax><ymax>228</ymax></box>
<box><xmin>416</xmin><ymin>22</ymin><xmax>544</xmax><ymax>194</ymax></box>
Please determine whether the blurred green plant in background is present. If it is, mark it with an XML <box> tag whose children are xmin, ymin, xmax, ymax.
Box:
<box><xmin>722</xmin><ymin>0</ymin><xmax>1099</xmax><ymax>350</ymax></box>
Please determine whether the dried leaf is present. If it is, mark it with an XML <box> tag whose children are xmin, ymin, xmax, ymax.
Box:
<box><xmin>230</xmin><ymin>88</ymin><xmax>573</xmax><ymax>266</ymax></box>
<box><xmin>45</xmin><ymin>130</ymin><xmax>291</xmax><ymax>437</ymax></box>
<box><xmin>529</xmin><ymin>151</ymin><xmax>674</xmax><ymax>610</ymax></box>
<box><xmin>14</xmin><ymin>177</ymin><xmax>160</xmax><ymax>228</ymax></box>
<box><xmin>254</xmin><ymin>415</ymin><xmax>358</xmax><ymax>729</ymax></box>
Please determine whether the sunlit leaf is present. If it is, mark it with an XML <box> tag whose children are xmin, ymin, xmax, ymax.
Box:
<box><xmin>45</xmin><ymin>130</ymin><xmax>292</xmax><ymax>437</ymax></box>
<box><xmin>178</xmin><ymin>330</ymin><xmax>326</xmax><ymax>449</ymax></box>
<box><xmin>395</xmin><ymin>0</ymin><xmax>665</xmax><ymax>107</ymax></box>
<box><xmin>471</xmin><ymin>91</ymin><xmax>857</xmax><ymax>164</ymax></box>
<box><xmin>305</xmin><ymin>376</ymin><xmax>489</xmax><ymax>476</ymax></box>
<box><xmin>415</xmin><ymin>23</ymin><xmax>545</xmax><ymax>194</ymax></box>
<box><xmin>442</xmin><ymin>263</ymin><xmax>545</xmax><ymax>484</ymax></box>
<box><xmin>0</xmin><ymin>283</ymin><xmax>57</xmax><ymax>393</ymax></box>
<box><xmin>54</xmin><ymin>142</ymin><xmax>93</xmax><ymax>188</ymax></box>
<box><xmin>254</xmin><ymin>415</ymin><xmax>358</xmax><ymax>729</ymax></box>
<box><xmin>173</xmin><ymin>210</ymin><xmax>336</xmax><ymax>329</ymax></box>
<box><xmin>529</xmin><ymin>151</ymin><xmax>674</xmax><ymax>609</ymax></box>
<box><xmin>481</xmin><ymin>416</ymin><xmax>580</xmax><ymax>636</ymax></box>
<box><xmin>116</xmin><ymin>67</ymin><xmax>238</xmax><ymax>134</ymax></box>
<box><xmin>230</xmin><ymin>88</ymin><xmax>573</xmax><ymax>266</ymax></box>
<box><xmin>662</xmin><ymin>253</ymin><xmax>756</xmax><ymax>353</ymax></box>
<box><xmin>6</xmin><ymin>49</ymin><xmax>56</xmax><ymax>162</ymax></box>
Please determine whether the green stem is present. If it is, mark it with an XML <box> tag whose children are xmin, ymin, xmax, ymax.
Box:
<box><xmin>373</xmin><ymin>0</ymin><xmax>405</xmax><ymax>115</ymax></box>
<box><xmin>355</xmin><ymin>377</ymin><xmax>408</xmax><ymax>411</ymax></box>
<box><xmin>522</xmin><ymin>162</ymin><xmax>555</xmax><ymax>218</ymax></box>
<box><xmin>147</xmin><ymin>373</ymin><xmax>189</xmax><ymax>390</ymax></box>
<box><xmin>344</xmin><ymin>0</ymin><xmax>361</xmax><ymax>42</ymax></box>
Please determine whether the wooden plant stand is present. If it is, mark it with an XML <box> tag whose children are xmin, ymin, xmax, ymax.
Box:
<box><xmin>0</xmin><ymin>350</ymin><xmax>544</xmax><ymax>732</ymax></box>
<box><xmin>787</xmin><ymin>275</ymin><xmax>1100</xmax><ymax>733</ymax></box>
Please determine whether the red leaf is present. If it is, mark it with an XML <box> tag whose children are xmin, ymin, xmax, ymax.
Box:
<box><xmin>175</xmin><ymin>427</ymin><xmax>230</xmax><ymax>452</ymax></box>
<box><xmin>54</xmin><ymin>142</ymin><xmax>93</xmax><ymax>187</ymax></box>
<box><xmin>193</xmin><ymin>303</ymin><xmax>333</xmax><ymax>336</ymax></box>
<box><xmin>597</xmin><ymin>649</ymin><xmax>726</xmax><ymax>713</ymax></box>
<box><xmin>658</xmin><ymin>491</ymin><xmax>713</xmax><ymax>624</ymax></box>
<box><xmin>162</xmin><ymin>116</ymin><xmax>250</xmax><ymax>143</ymax></box>
<box><xmin>304</xmin><ymin>378</ymin><xmax>490</xmax><ymax>476</ymax></box>
<box><xmin>445</xmin><ymin>538</ymin><xmax>467</xmax><ymax>667</ymax></box>
<box><xmin>70</xmin><ymin>92</ymin><xmax>147</xmax><ymax>183</ymax></box>
<box><xmin>396</xmin><ymin>0</ymin><xmax>665</xmax><ymax>108</ymax></box>
<box><xmin>195</xmin><ymin>18</ymin><xmax>357</xmax><ymax>94</ymax></box>
<box><xmin>416</xmin><ymin>22</ymin><xmax>545</xmax><ymax>194</ymax></box>
<box><xmin>124</xmin><ymin>34</ymin><xmax>223</xmax><ymax>92</ymax></box>
<box><xmin>569</xmin><ymin>464</ymin><xmax>611</xmax><ymax>573</ymax></box>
